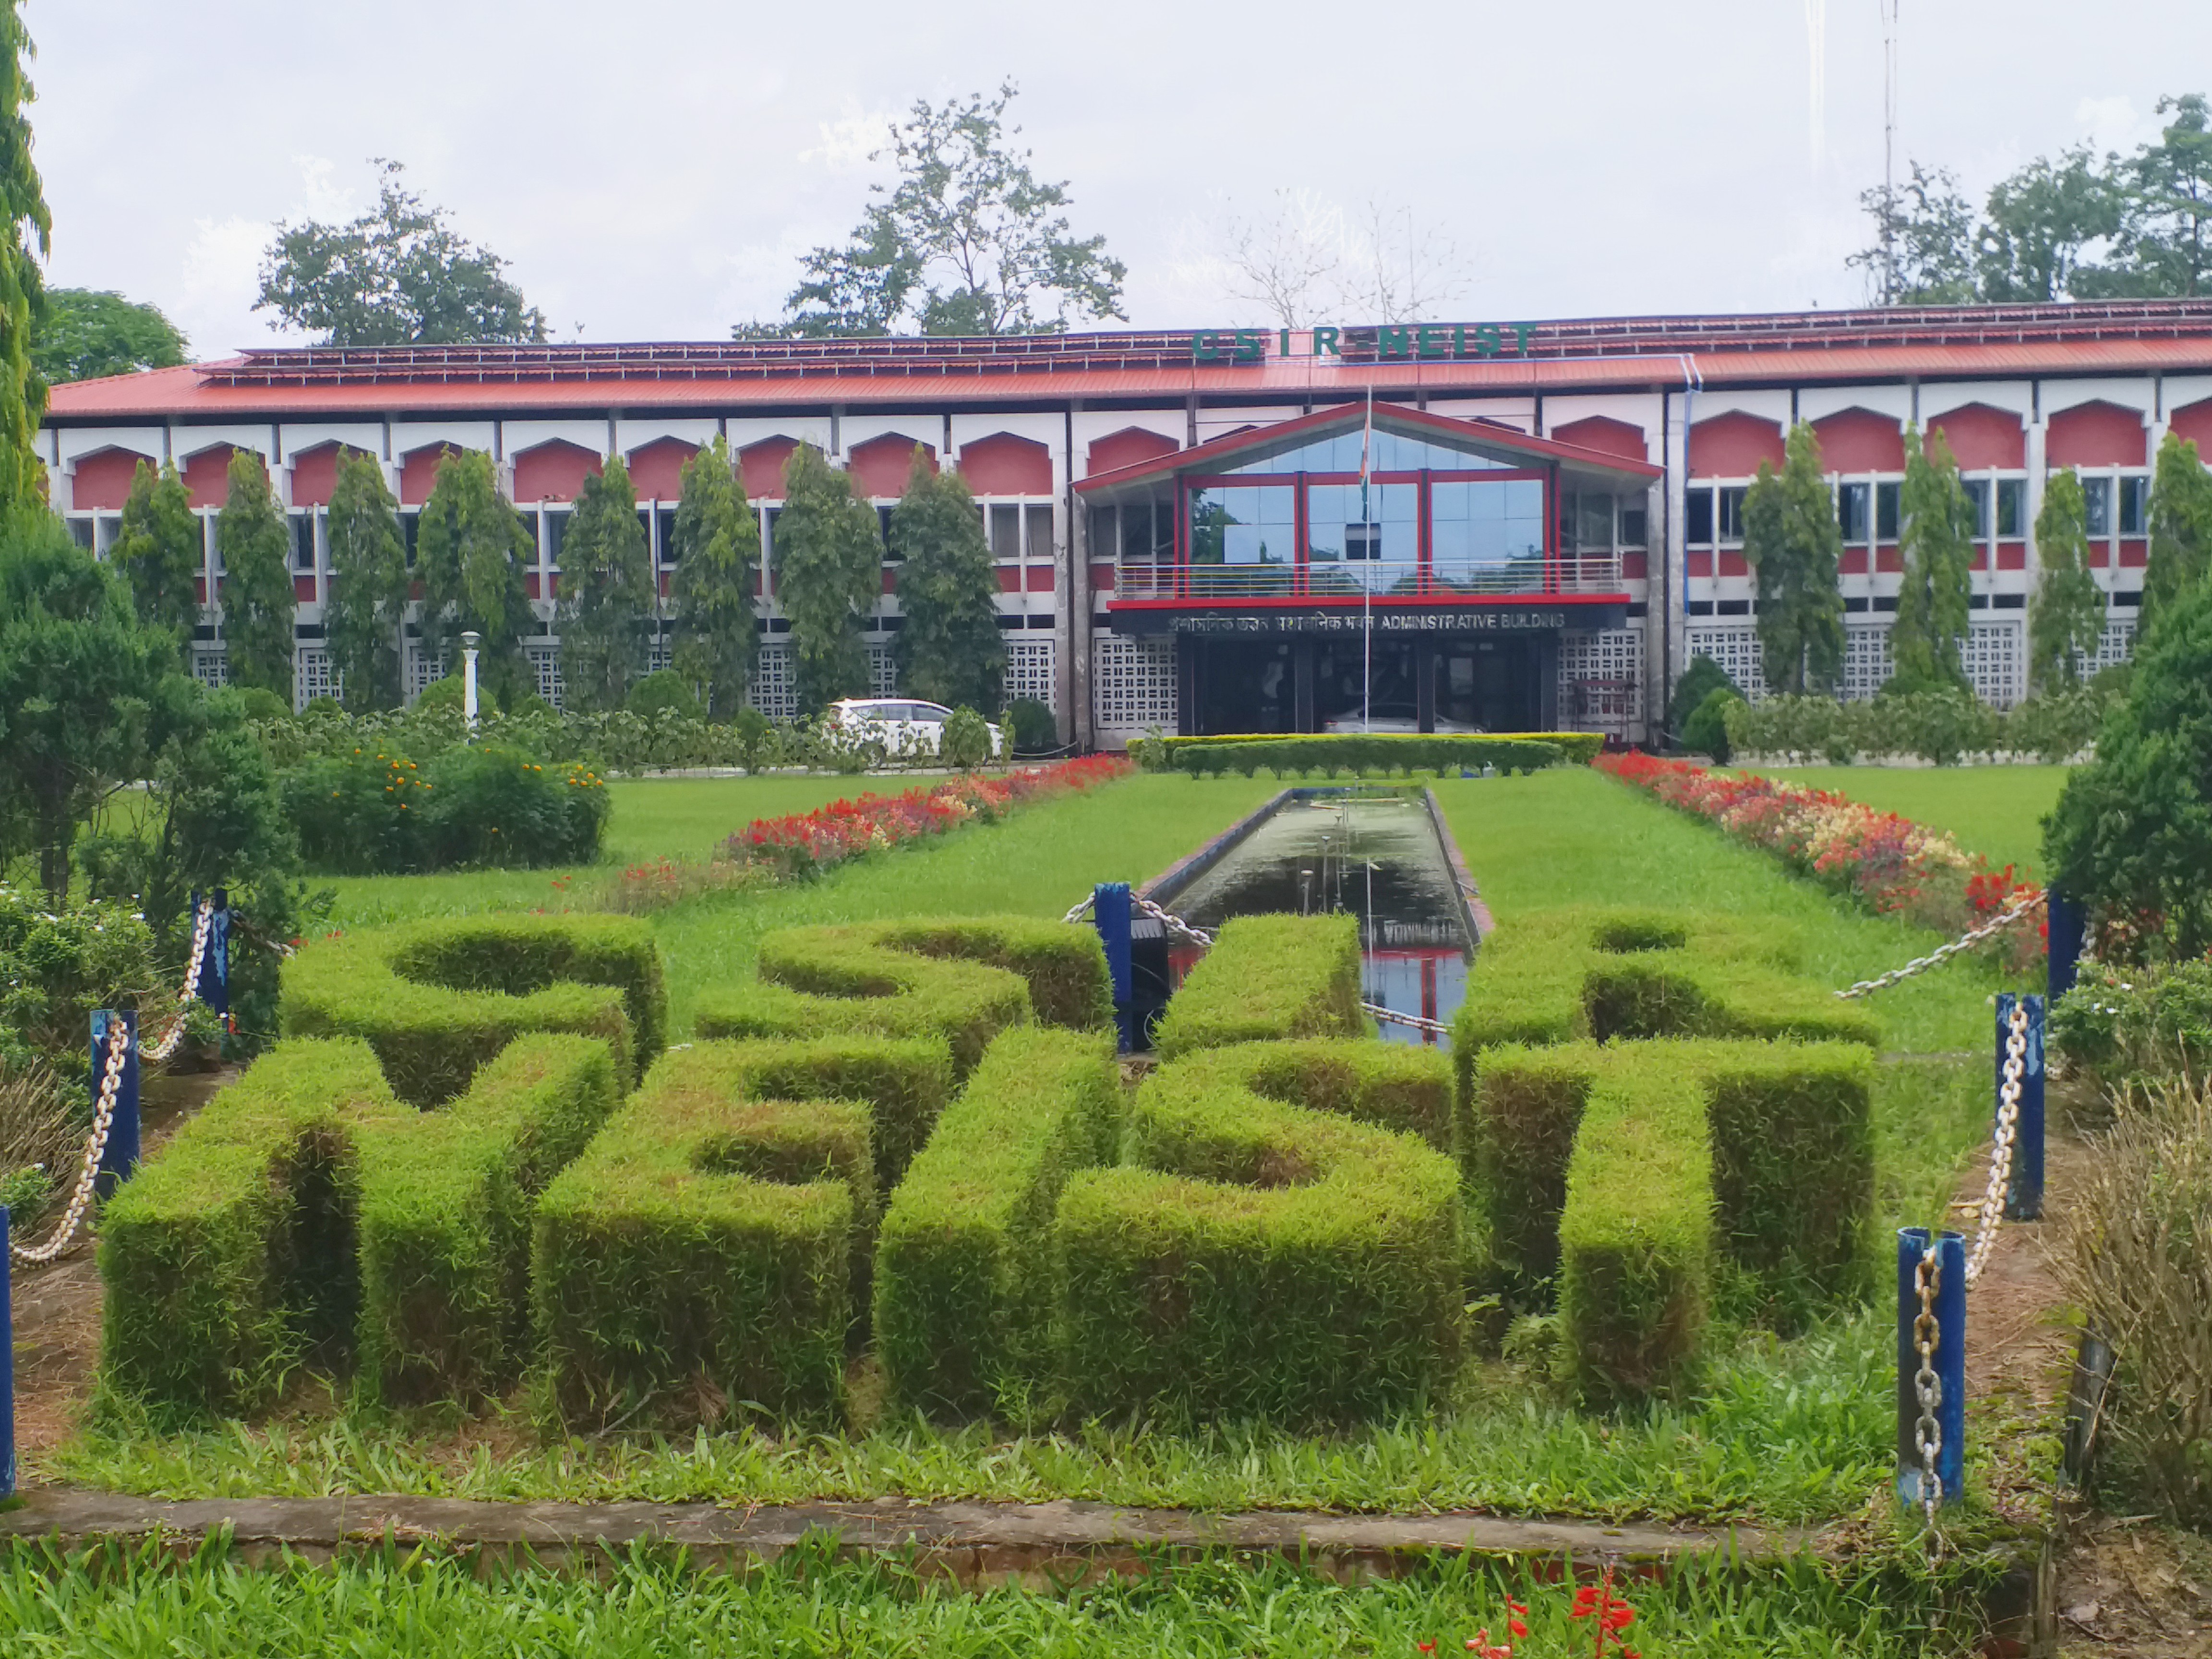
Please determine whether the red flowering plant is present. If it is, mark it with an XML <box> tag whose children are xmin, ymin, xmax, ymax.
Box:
<box><xmin>1570</xmin><ymin>1568</ymin><xmax>1639</xmax><ymax>1659</ymax></box>
<box><xmin>1594</xmin><ymin>752</ymin><xmax>2043</xmax><ymax>974</ymax></box>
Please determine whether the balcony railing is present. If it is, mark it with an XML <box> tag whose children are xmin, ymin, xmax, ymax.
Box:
<box><xmin>1110</xmin><ymin>555</ymin><xmax>1626</xmax><ymax>601</ymax></box>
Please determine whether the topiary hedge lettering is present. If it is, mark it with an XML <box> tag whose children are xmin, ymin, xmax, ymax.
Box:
<box><xmin>281</xmin><ymin>914</ymin><xmax>667</xmax><ymax>1106</ymax></box>
<box><xmin>1152</xmin><ymin>913</ymin><xmax>1366</xmax><ymax>1058</ymax></box>
<box><xmin>1170</xmin><ymin>735</ymin><xmax>1570</xmax><ymax>779</ymax></box>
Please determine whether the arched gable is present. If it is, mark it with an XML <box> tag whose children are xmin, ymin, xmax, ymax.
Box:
<box><xmin>511</xmin><ymin>439</ymin><xmax>603</xmax><ymax>504</ymax></box>
<box><xmin>1809</xmin><ymin>408</ymin><xmax>1904</xmax><ymax>473</ymax></box>
<box><xmin>1085</xmin><ymin>426</ymin><xmax>1178</xmax><ymax>477</ymax></box>
<box><xmin>626</xmin><ymin>436</ymin><xmax>701</xmax><ymax>502</ymax></box>
<box><xmin>400</xmin><ymin>443</ymin><xmax>474</xmax><ymax>507</ymax></box>
<box><xmin>957</xmin><ymin>432</ymin><xmax>1053</xmax><ymax>495</ymax></box>
<box><xmin>2047</xmin><ymin>400</ymin><xmax>2147</xmax><ymax>469</ymax></box>
<box><xmin>739</xmin><ymin>436</ymin><xmax>800</xmax><ymax>500</ymax></box>
<box><xmin>1926</xmin><ymin>403</ymin><xmax>2024</xmax><ymax>471</ymax></box>
<box><xmin>69</xmin><ymin>445</ymin><xmax>158</xmax><ymax>512</ymax></box>
<box><xmin>180</xmin><ymin>443</ymin><xmax>261</xmax><ymax>510</ymax></box>
<box><xmin>849</xmin><ymin>433</ymin><xmax>935</xmax><ymax>499</ymax></box>
<box><xmin>1550</xmin><ymin>415</ymin><xmax>1648</xmax><ymax>465</ymax></box>
<box><xmin>289</xmin><ymin>441</ymin><xmax>373</xmax><ymax>509</ymax></box>
<box><xmin>1687</xmin><ymin>411</ymin><xmax>1784</xmax><ymax>479</ymax></box>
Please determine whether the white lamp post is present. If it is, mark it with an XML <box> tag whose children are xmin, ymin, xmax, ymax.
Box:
<box><xmin>460</xmin><ymin>630</ymin><xmax>481</xmax><ymax>731</ymax></box>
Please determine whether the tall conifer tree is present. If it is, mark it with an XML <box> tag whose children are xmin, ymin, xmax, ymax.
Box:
<box><xmin>2028</xmin><ymin>468</ymin><xmax>2106</xmax><ymax>690</ymax></box>
<box><xmin>1890</xmin><ymin>423</ymin><xmax>1975</xmax><ymax>690</ymax></box>
<box><xmin>416</xmin><ymin>448</ymin><xmax>533</xmax><ymax>704</ymax></box>
<box><xmin>668</xmin><ymin>436</ymin><xmax>758</xmax><ymax>717</ymax></box>
<box><xmin>2141</xmin><ymin>428</ymin><xmax>2212</xmax><ymax>637</ymax></box>
<box><xmin>890</xmin><ymin>446</ymin><xmax>1005</xmax><ymax>711</ymax></box>
<box><xmin>774</xmin><ymin>443</ymin><xmax>881</xmax><ymax>711</ymax></box>
<box><xmin>1739</xmin><ymin>421</ymin><xmax>1845</xmax><ymax>695</ymax></box>
<box><xmin>215</xmin><ymin>449</ymin><xmax>295</xmax><ymax>702</ymax></box>
<box><xmin>0</xmin><ymin>3</ymin><xmax>50</xmax><ymax>512</ymax></box>
<box><xmin>557</xmin><ymin>454</ymin><xmax>652</xmax><ymax>711</ymax></box>
<box><xmin>322</xmin><ymin>450</ymin><xmax>409</xmax><ymax>709</ymax></box>
<box><xmin>110</xmin><ymin>457</ymin><xmax>201</xmax><ymax>653</ymax></box>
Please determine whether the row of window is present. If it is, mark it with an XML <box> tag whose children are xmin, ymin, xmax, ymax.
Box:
<box><xmin>1687</xmin><ymin>474</ymin><xmax>2151</xmax><ymax>548</ymax></box>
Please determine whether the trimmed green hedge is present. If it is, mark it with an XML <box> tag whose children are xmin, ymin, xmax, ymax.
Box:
<box><xmin>1472</xmin><ymin>1040</ymin><xmax>1873</xmax><ymax>1401</ymax></box>
<box><xmin>354</xmin><ymin>1034</ymin><xmax>622</xmax><ymax>1406</ymax></box>
<box><xmin>1055</xmin><ymin>1040</ymin><xmax>1463</xmax><ymax>1421</ymax></box>
<box><xmin>531</xmin><ymin>1036</ymin><xmax>950</xmax><ymax>1429</ymax></box>
<box><xmin>1153</xmin><ymin>731</ymin><xmax>1605</xmax><ymax>764</ymax></box>
<box><xmin>873</xmin><ymin>1026</ymin><xmax>1121</xmax><ymax>1416</ymax></box>
<box><xmin>281</xmin><ymin>915</ymin><xmax>667</xmax><ymax>1106</ymax></box>
<box><xmin>1151</xmin><ymin>914</ymin><xmax>1366</xmax><ymax>1059</ymax></box>
<box><xmin>1172</xmin><ymin>736</ymin><xmax>1568</xmax><ymax>779</ymax></box>
<box><xmin>693</xmin><ymin>916</ymin><xmax>1112</xmax><ymax>1089</ymax></box>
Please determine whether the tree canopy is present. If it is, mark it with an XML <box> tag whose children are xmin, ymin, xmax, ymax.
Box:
<box><xmin>1739</xmin><ymin>421</ymin><xmax>1845</xmax><ymax>696</ymax></box>
<box><xmin>110</xmin><ymin>457</ymin><xmax>200</xmax><ymax>653</ymax></box>
<box><xmin>1888</xmin><ymin>425</ymin><xmax>1975</xmax><ymax>691</ymax></box>
<box><xmin>0</xmin><ymin>1</ymin><xmax>50</xmax><ymax>511</ymax></box>
<box><xmin>556</xmin><ymin>455</ymin><xmax>653</xmax><ymax>712</ymax></box>
<box><xmin>34</xmin><ymin>288</ymin><xmax>188</xmax><ymax>383</ymax></box>
<box><xmin>257</xmin><ymin>160</ymin><xmax>546</xmax><ymax>347</ymax></box>
<box><xmin>746</xmin><ymin>84</ymin><xmax>1125</xmax><ymax>338</ymax></box>
<box><xmin>215</xmin><ymin>450</ymin><xmax>296</xmax><ymax>703</ymax></box>
<box><xmin>667</xmin><ymin>437</ymin><xmax>758</xmax><ymax>718</ymax></box>
<box><xmin>773</xmin><ymin>443</ymin><xmax>881</xmax><ymax>709</ymax></box>
<box><xmin>889</xmin><ymin>449</ymin><xmax>1004</xmax><ymax>711</ymax></box>
<box><xmin>2142</xmin><ymin>430</ymin><xmax>2212</xmax><ymax>637</ymax></box>
<box><xmin>416</xmin><ymin>449</ymin><xmax>535</xmax><ymax>704</ymax></box>
<box><xmin>321</xmin><ymin>451</ymin><xmax>409</xmax><ymax>711</ymax></box>
<box><xmin>1854</xmin><ymin>93</ymin><xmax>2212</xmax><ymax>302</ymax></box>
<box><xmin>2028</xmin><ymin>468</ymin><xmax>2107</xmax><ymax>692</ymax></box>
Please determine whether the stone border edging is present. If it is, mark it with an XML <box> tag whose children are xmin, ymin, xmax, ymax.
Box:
<box><xmin>0</xmin><ymin>1489</ymin><xmax>1796</xmax><ymax>1581</ymax></box>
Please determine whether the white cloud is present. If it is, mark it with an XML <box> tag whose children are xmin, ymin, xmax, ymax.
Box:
<box><xmin>2076</xmin><ymin>95</ymin><xmax>2163</xmax><ymax>156</ymax></box>
<box><xmin>798</xmin><ymin>105</ymin><xmax>896</xmax><ymax>172</ymax></box>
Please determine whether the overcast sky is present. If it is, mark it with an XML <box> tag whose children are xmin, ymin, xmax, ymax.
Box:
<box><xmin>28</xmin><ymin>0</ymin><xmax>2209</xmax><ymax>358</ymax></box>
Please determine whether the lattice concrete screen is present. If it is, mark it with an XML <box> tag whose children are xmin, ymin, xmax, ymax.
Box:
<box><xmin>1005</xmin><ymin>638</ymin><xmax>1057</xmax><ymax>713</ymax></box>
<box><xmin>1558</xmin><ymin>629</ymin><xmax>1643</xmax><ymax>730</ymax></box>
<box><xmin>1684</xmin><ymin>626</ymin><xmax>1765</xmax><ymax>704</ymax></box>
<box><xmin>1093</xmin><ymin>636</ymin><xmax>1177</xmax><ymax>733</ymax></box>
<box><xmin>749</xmin><ymin>642</ymin><xmax>798</xmax><ymax>721</ymax></box>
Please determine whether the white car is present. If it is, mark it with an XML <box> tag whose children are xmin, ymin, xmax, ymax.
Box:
<box><xmin>828</xmin><ymin>698</ymin><xmax>1004</xmax><ymax>760</ymax></box>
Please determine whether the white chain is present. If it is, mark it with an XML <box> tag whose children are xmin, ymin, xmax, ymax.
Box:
<box><xmin>140</xmin><ymin>898</ymin><xmax>214</xmax><ymax>1064</ymax></box>
<box><xmin>1912</xmin><ymin>1245</ymin><xmax>1945</xmax><ymax>1532</ymax></box>
<box><xmin>1133</xmin><ymin>892</ymin><xmax>1214</xmax><ymax>949</ymax></box>
<box><xmin>1965</xmin><ymin>1001</ymin><xmax>2029</xmax><ymax>1287</ymax></box>
<box><xmin>1364</xmin><ymin>1000</ymin><xmax>1453</xmax><ymax>1037</ymax></box>
<box><xmin>9</xmin><ymin>1015</ymin><xmax>128</xmax><ymax>1264</ymax></box>
<box><xmin>1835</xmin><ymin>890</ymin><xmax>2045</xmax><ymax>1000</ymax></box>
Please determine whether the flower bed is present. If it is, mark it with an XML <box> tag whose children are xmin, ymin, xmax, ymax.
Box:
<box><xmin>726</xmin><ymin>755</ymin><xmax>1133</xmax><ymax>880</ymax></box>
<box><xmin>1593</xmin><ymin>751</ymin><xmax>2043</xmax><ymax>970</ymax></box>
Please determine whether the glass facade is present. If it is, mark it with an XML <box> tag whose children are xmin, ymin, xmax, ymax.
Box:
<box><xmin>1218</xmin><ymin>428</ymin><xmax>1515</xmax><ymax>476</ymax></box>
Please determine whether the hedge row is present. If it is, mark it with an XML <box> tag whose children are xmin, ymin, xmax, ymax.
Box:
<box><xmin>531</xmin><ymin>1037</ymin><xmax>949</xmax><ymax>1428</ymax></box>
<box><xmin>1152</xmin><ymin>914</ymin><xmax>1366</xmax><ymax>1058</ymax></box>
<box><xmin>694</xmin><ymin>916</ymin><xmax>1113</xmax><ymax>1094</ymax></box>
<box><xmin>1171</xmin><ymin>737</ymin><xmax>1567</xmax><ymax>779</ymax></box>
<box><xmin>281</xmin><ymin>915</ymin><xmax>667</xmax><ymax>1106</ymax></box>
<box><xmin>99</xmin><ymin>1033</ymin><xmax>619</xmax><ymax>1416</ymax></box>
<box><xmin>873</xmin><ymin>1026</ymin><xmax>1121</xmax><ymax>1415</ymax></box>
<box><xmin>1057</xmin><ymin>1040</ymin><xmax>1464</xmax><ymax>1421</ymax></box>
<box><xmin>1148</xmin><ymin>731</ymin><xmax>1606</xmax><ymax>764</ymax></box>
<box><xmin>1471</xmin><ymin>1039</ymin><xmax>1874</xmax><ymax>1400</ymax></box>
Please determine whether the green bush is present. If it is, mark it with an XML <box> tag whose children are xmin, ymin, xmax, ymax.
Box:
<box><xmin>1470</xmin><ymin>1039</ymin><xmax>1872</xmax><ymax>1401</ymax></box>
<box><xmin>873</xmin><ymin>1026</ymin><xmax>1119</xmax><ymax>1415</ymax></box>
<box><xmin>1154</xmin><ymin>730</ymin><xmax>1604</xmax><ymax>765</ymax></box>
<box><xmin>694</xmin><ymin>916</ymin><xmax>1112</xmax><ymax>1096</ymax></box>
<box><xmin>2052</xmin><ymin>957</ymin><xmax>2212</xmax><ymax>1085</ymax></box>
<box><xmin>98</xmin><ymin>1038</ymin><xmax>415</xmax><ymax>1417</ymax></box>
<box><xmin>939</xmin><ymin>706</ymin><xmax>993</xmax><ymax>769</ymax></box>
<box><xmin>1005</xmin><ymin>697</ymin><xmax>1057</xmax><ymax>755</ymax></box>
<box><xmin>1680</xmin><ymin>685</ymin><xmax>1743</xmax><ymax>762</ymax></box>
<box><xmin>625</xmin><ymin>669</ymin><xmax>703</xmax><ymax>721</ymax></box>
<box><xmin>412</xmin><ymin>675</ymin><xmax>492</xmax><ymax>717</ymax></box>
<box><xmin>1152</xmin><ymin>914</ymin><xmax>1365</xmax><ymax>1059</ymax></box>
<box><xmin>1055</xmin><ymin>1040</ymin><xmax>1463</xmax><ymax>1421</ymax></box>
<box><xmin>281</xmin><ymin>914</ymin><xmax>666</xmax><ymax>1106</ymax></box>
<box><xmin>282</xmin><ymin>743</ymin><xmax>609</xmax><ymax>874</ymax></box>
<box><xmin>531</xmin><ymin>1036</ymin><xmax>948</xmax><ymax>1429</ymax></box>
<box><xmin>354</xmin><ymin>1033</ymin><xmax>621</xmax><ymax>1406</ymax></box>
<box><xmin>1171</xmin><ymin>734</ymin><xmax>1569</xmax><ymax>779</ymax></box>
<box><xmin>0</xmin><ymin>884</ymin><xmax>160</xmax><ymax>1070</ymax></box>
<box><xmin>1666</xmin><ymin>655</ymin><xmax>1740</xmax><ymax>742</ymax></box>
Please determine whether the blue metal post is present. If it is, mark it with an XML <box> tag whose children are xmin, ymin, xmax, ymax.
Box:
<box><xmin>1999</xmin><ymin>993</ymin><xmax>2046</xmax><ymax>1222</ymax></box>
<box><xmin>203</xmin><ymin>888</ymin><xmax>231</xmax><ymax>1021</ymax></box>
<box><xmin>1094</xmin><ymin>882</ymin><xmax>1135</xmax><ymax>1053</ymax></box>
<box><xmin>90</xmin><ymin>1010</ymin><xmax>140</xmax><ymax>1202</ymax></box>
<box><xmin>2046</xmin><ymin>886</ymin><xmax>2085</xmax><ymax>1003</ymax></box>
<box><xmin>1897</xmin><ymin>1227</ymin><xmax>1966</xmax><ymax>1511</ymax></box>
<box><xmin>0</xmin><ymin>1205</ymin><xmax>13</xmax><ymax>1501</ymax></box>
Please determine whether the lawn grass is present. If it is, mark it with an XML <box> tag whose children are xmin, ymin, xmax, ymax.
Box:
<box><xmin>0</xmin><ymin>1540</ymin><xmax>1959</xmax><ymax>1659</ymax></box>
<box><xmin>1737</xmin><ymin>763</ymin><xmax>2072</xmax><ymax>880</ymax></box>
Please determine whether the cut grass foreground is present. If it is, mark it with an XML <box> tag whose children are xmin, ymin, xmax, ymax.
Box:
<box><xmin>1736</xmin><ymin>763</ymin><xmax>2071</xmax><ymax>881</ymax></box>
<box><xmin>0</xmin><ymin>1540</ymin><xmax>1963</xmax><ymax>1659</ymax></box>
<box><xmin>43</xmin><ymin>770</ymin><xmax>2020</xmax><ymax>1523</ymax></box>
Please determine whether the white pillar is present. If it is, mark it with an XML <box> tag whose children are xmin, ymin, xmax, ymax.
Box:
<box><xmin>461</xmin><ymin>630</ymin><xmax>481</xmax><ymax>730</ymax></box>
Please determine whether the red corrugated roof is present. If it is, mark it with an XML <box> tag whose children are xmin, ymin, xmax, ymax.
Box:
<box><xmin>44</xmin><ymin>302</ymin><xmax>2212</xmax><ymax>421</ymax></box>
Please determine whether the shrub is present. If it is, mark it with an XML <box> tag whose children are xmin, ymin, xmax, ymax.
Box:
<box><xmin>694</xmin><ymin>916</ymin><xmax>1111</xmax><ymax>1102</ymax></box>
<box><xmin>1681</xmin><ymin>685</ymin><xmax>1742</xmax><ymax>762</ymax></box>
<box><xmin>939</xmin><ymin>706</ymin><xmax>993</xmax><ymax>769</ymax></box>
<box><xmin>1153</xmin><ymin>731</ymin><xmax>1603</xmax><ymax>765</ymax></box>
<box><xmin>873</xmin><ymin>1026</ymin><xmax>1120</xmax><ymax>1415</ymax></box>
<box><xmin>625</xmin><ymin>668</ymin><xmax>703</xmax><ymax>721</ymax></box>
<box><xmin>1005</xmin><ymin>697</ymin><xmax>1057</xmax><ymax>755</ymax></box>
<box><xmin>2061</xmin><ymin>1076</ymin><xmax>2212</xmax><ymax>1526</ymax></box>
<box><xmin>1055</xmin><ymin>1040</ymin><xmax>1463</xmax><ymax>1422</ymax></box>
<box><xmin>281</xmin><ymin>915</ymin><xmax>666</xmax><ymax>1106</ymax></box>
<box><xmin>531</xmin><ymin>1037</ymin><xmax>947</xmax><ymax>1429</ymax></box>
<box><xmin>0</xmin><ymin>882</ymin><xmax>161</xmax><ymax>1070</ymax></box>
<box><xmin>1151</xmin><ymin>914</ymin><xmax>1365</xmax><ymax>1059</ymax></box>
<box><xmin>353</xmin><ymin>1033</ymin><xmax>622</xmax><ymax>1406</ymax></box>
<box><xmin>1472</xmin><ymin>1039</ymin><xmax>1872</xmax><ymax>1400</ymax></box>
<box><xmin>1170</xmin><ymin>734</ymin><xmax>1568</xmax><ymax>779</ymax></box>
<box><xmin>282</xmin><ymin>743</ymin><xmax>609</xmax><ymax>874</ymax></box>
<box><xmin>412</xmin><ymin>674</ymin><xmax>492</xmax><ymax>717</ymax></box>
<box><xmin>2008</xmin><ymin>684</ymin><xmax>2109</xmax><ymax>763</ymax></box>
<box><xmin>2052</xmin><ymin>958</ymin><xmax>2212</xmax><ymax>1086</ymax></box>
<box><xmin>1666</xmin><ymin>655</ymin><xmax>1739</xmax><ymax>742</ymax></box>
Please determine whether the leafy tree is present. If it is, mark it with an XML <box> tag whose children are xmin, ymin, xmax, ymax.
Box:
<box><xmin>760</xmin><ymin>83</ymin><xmax>1125</xmax><ymax>337</ymax></box>
<box><xmin>1976</xmin><ymin>147</ymin><xmax>2121</xmax><ymax>302</ymax></box>
<box><xmin>773</xmin><ymin>443</ymin><xmax>880</xmax><ymax>710</ymax></box>
<box><xmin>2029</xmin><ymin>468</ymin><xmax>2107</xmax><ymax>691</ymax></box>
<box><xmin>257</xmin><ymin>159</ymin><xmax>546</xmax><ymax>347</ymax></box>
<box><xmin>1889</xmin><ymin>425</ymin><xmax>1975</xmax><ymax>691</ymax></box>
<box><xmin>215</xmin><ymin>450</ymin><xmax>295</xmax><ymax>703</ymax></box>
<box><xmin>322</xmin><ymin>451</ymin><xmax>409</xmax><ymax>710</ymax></box>
<box><xmin>667</xmin><ymin>436</ymin><xmax>758</xmax><ymax>717</ymax></box>
<box><xmin>889</xmin><ymin>447</ymin><xmax>1004</xmax><ymax>712</ymax></box>
<box><xmin>0</xmin><ymin>1</ymin><xmax>51</xmax><ymax>511</ymax></box>
<box><xmin>0</xmin><ymin>509</ymin><xmax>179</xmax><ymax>901</ymax></box>
<box><xmin>2093</xmin><ymin>94</ymin><xmax>2212</xmax><ymax>298</ymax></box>
<box><xmin>1848</xmin><ymin>164</ymin><xmax>1979</xmax><ymax>303</ymax></box>
<box><xmin>1739</xmin><ymin>421</ymin><xmax>1845</xmax><ymax>696</ymax></box>
<box><xmin>415</xmin><ymin>448</ymin><xmax>534</xmax><ymax>705</ymax></box>
<box><xmin>556</xmin><ymin>454</ymin><xmax>652</xmax><ymax>712</ymax></box>
<box><xmin>109</xmin><ymin>457</ymin><xmax>201</xmax><ymax>649</ymax></box>
<box><xmin>2044</xmin><ymin>578</ymin><xmax>2212</xmax><ymax>956</ymax></box>
<box><xmin>2141</xmin><ymin>430</ymin><xmax>2212</xmax><ymax>636</ymax></box>
<box><xmin>1665</xmin><ymin>654</ymin><xmax>1741</xmax><ymax>742</ymax></box>
<box><xmin>33</xmin><ymin>288</ymin><xmax>187</xmax><ymax>383</ymax></box>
